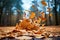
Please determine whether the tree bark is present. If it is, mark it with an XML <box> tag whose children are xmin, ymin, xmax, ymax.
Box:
<box><xmin>54</xmin><ymin>0</ymin><xmax>58</xmax><ymax>25</ymax></box>
<box><xmin>0</xmin><ymin>8</ymin><xmax>3</xmax><ymax>26</ymax></box>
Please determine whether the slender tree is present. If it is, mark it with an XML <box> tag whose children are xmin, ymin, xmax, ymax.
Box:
<box><xmin>15</xmin><ymin>0</ymin><xmax>23</xmax><ymax>23</ymax></box>
<box><xmin>54</xmin><ymin>0</ymin><xmax>58</xmax><ymax>25</ymax></box>
<box><xmin>0</xmin><ymin>0</ymin><xmax>23</xmax><ymax>26</ymax></box>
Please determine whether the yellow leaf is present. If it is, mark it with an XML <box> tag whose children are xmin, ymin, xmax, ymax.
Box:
<box><xmin>30</xmin><ymin>12</ymin><xmax>35</xmax><ymax>19</ymax></box>
<box><xmin>50</xmin><ymin>13</ymin><xmax>53</xmax><ymax>17</ymax></box>
<box><xmin>37</xmin><ymin>18</ymin><xmax>41</xmax><ymax>24</ymax></box>
<box><xmin>42</xmin><ymin>24</ymin><xmax>45</xmax><ymax>27</ymax></box>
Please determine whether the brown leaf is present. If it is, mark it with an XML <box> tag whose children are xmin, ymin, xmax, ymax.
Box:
<box><xmin>32</xmin><ymin>5</ymin><xmax>35</xmax><ymax>8</ymax></box>
<box><xmin>47</xmin><ymin>8</ymin><xmax>51</xmax><ymax>12</ymax></box>
<box><xmin>41</xmin><ymin>1</ymin><xmax>47</xmax><ymax>6</ymax></box>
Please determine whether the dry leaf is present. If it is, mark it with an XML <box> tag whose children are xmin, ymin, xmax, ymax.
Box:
<box><xmin>42</xmin><ymin>18</ymin><xmax>46</xmax><ymax>21</ymax></box>
<box><xmin>32</xmin><ymin>5</ymin><xmax>35</xmax><ymax>8</ymax></box>
<box><xmin>50</xmin><ymin>13</ymin><xmax>53</xmax><ymax>17</ymax></box>
<box><xmin>30</xmin><ymin>12</ymin><xmax>35</xmax><ymax>19</ymax></box>
<box><xmin>41</xmin><ymin>12</ymin><xmax>45</xmax><ymax>18</ymax></box>
<box><xmin>37</xmin><ymin>18</ymin><xmax>41</xmax><ymax>24</ymax></box>
<box><xmin>41</xmin><ymin>1</ymin><xmax>47</xmax><ymax>6</ymax></box>
<box><xmin>42</xmin><ymin>24</ymin><xmax>45</xmax><ymax>27</ymax></box>
<box><xmin>47</xmin><ymin>8</ymin><xmax>51</xmax><ymax>12</ymax></box>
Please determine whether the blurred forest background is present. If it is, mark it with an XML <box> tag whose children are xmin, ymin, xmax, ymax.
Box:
<box><xmin>0</xmin><ymin>0</ymin><xmax>60</xmax><ymax>26</ymax></box>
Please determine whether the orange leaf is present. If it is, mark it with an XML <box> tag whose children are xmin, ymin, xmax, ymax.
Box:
<box><xmin>30</xmin><ymin>12</ymin><xmax>35</xmax><ymax>19</ymax></box>
<box><xmin>41</xmin><ymin>12</ymin><xmax>45</xmax><ymax>18</ymax></box>
<box><xmin>50</xmin><ymin>13</ymin><xmax>53</xmax><ymax>17</ymax></box>
<box><xmin>41</xmin><ymin>1</ymin><xmax>47</xmax><ymax>6</ymax></box>
<box><xmin>42</xmin><ymin>18</ymin><xmax>46</xmax><ymax>21</ymax></box>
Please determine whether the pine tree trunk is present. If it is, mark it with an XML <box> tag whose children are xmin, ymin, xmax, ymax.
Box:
<box><xmin>54</xmin><ymin>0</ymin><xmax>58</xmax><ymax>25</ymax></box>
<box><xmin>0</xmin><ymin>8</ymin><xmax>3</xmax><ymax>26</ymax></box>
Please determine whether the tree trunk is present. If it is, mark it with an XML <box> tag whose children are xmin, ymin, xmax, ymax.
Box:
<box><xmin>54</xmin><ymin>0</ymin><xmax>58</xmax><ymax>25</ymax></box>
<box><xmin>0</xmin><ymin>8</ymin><xmax>3</xmax><ymax>26</ymax></box>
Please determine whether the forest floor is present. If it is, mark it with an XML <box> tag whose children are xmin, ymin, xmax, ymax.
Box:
<box><xmin>0</xmin><ymin>26</ymin><xmax>60</xmax><ymax>33</ymax></box>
